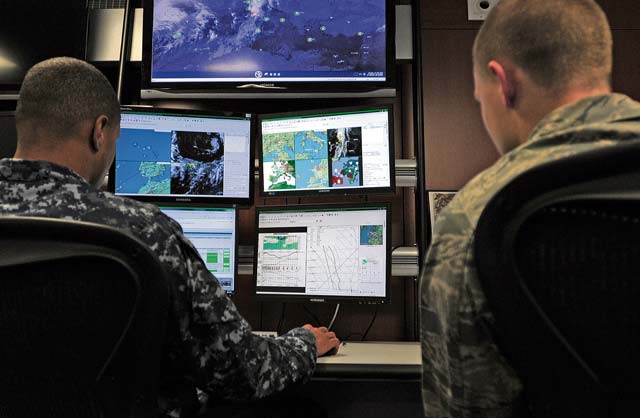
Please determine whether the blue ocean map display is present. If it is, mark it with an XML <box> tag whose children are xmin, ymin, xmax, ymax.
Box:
<box><xmin>360</xmin><ymin>225</ymin><xmax>383</xmax><ymax>246</ymax></box>
<box><xmin>294</xmin><ymin>130</ymin><xmax>327</xmax><ymax>160</ymax></box>
<box><xmin>152</xmin><ymin>0</ymin><xmax>387</xmax><ymax>80</ymax></box>
<box><xmin>115</xmin><ymin>129</ymin><xmax>172</xmax><ymax>195</ymax></box>
<box><xmin>296</xmin><ymin>158</ymin><xmax>329</xmax><ymax>189</ymax></box>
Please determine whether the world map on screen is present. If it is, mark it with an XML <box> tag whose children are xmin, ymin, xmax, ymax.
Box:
<box><xmin>115</xmin><ymin>129</ymin><xmax>171</xmax><ymax>195</ymax></box>
<box><xmin>152</xmin><ymin>0</ymin><xmax>387</xmax><ymax>79</ymax></box>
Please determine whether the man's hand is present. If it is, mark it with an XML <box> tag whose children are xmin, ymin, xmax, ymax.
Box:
<box><xmin>303</xmin><ymin>324</ymin><xmax>340</xmax><ymax>356</ymax></box>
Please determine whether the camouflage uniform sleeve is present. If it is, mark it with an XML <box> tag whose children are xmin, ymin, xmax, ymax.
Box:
<box><xmin>420</xmin><ymin>208</ymin><xmax>522</xmax><ymax>418</ymax></box>
<box><xmin>174</xmin><ymin>231</ymin><xmax>317</xmax><ymax>401</ymax></box>
<box><xmin>420</xmin><ymin>211</ymin><xmax>471</xmax><ymax>418</ymax></box>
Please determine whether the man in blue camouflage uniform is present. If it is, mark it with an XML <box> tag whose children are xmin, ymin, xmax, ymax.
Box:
<box><xmin>0</xmin><ymin>57</ymin><xmax>340</xmax><ymax>418</ymax></box>
<box><xmin>420</xmin><ymin>1</ymin><xmax>640</xmax><ymax>417</ymax></box>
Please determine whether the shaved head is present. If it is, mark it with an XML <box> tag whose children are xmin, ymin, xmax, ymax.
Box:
<box><xmin>15</xmin><ymin>57</ymin><xmax>120</xmax><ymax>145</ymax></box>
<box><xmin>473</xmin><ymin>0</ymin><xmax>612</xmax><ymax>92</ymax></box>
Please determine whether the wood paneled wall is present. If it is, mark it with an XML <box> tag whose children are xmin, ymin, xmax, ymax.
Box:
<box><xmin>421</xmin><ymin>0</ymin><xmax>640</xmax><ymax>191</ymax></box>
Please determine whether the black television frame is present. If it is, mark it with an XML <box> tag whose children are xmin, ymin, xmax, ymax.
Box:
<box><xmin>109</xmin><ymin>105</ymin><xmax>255</xmax><ymax>206</ymax></box>
<box><xmin>157</xmin><ymin>203</ymin><xmax>240</xmax><ymax>295</ymax></box>
<box><xmin>141</xmin><ymin>0</ymin><xmax>396</xmax><ymax>97</ymax></box>
<box><xmin>257</xmin><ymin>104</ymin><xmax>395</xmax><ymax>197</ymax></box>
<box><xmin>0</xmin><ymin>1</ymin><xmax>88</xmax><ymax>96</ymax></box>
<box><xmin>253</xmin><ymin>202</ymin><xmax>392</xmax><ymax>305</ymax></box>
<box><xmin>0</xmin><ymin>111</ymin><xmax>17</xmax><ymax>159</ymax></box>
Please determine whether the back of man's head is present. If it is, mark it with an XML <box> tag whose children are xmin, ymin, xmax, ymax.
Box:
<box><xmin>474</xmin><ymin>0</ymin><xmax>612</xmax><ymax>93</ymax></box>
<box><xmin>15</xmin><ymin>57</ymin><xmax>120</xmax><ymax>146</ymax></box>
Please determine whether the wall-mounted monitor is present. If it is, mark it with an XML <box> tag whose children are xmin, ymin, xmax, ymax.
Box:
<box><xmin>254</xmin><ymin>203</ymin><xmax>391</xmax><ymax>304</ymax></box>
<box><xmin>110</xmin><ymin>106</ymin><xmax>254</xmax><ymax>205</ymax></box>
<box><xmin>142</xmin><ymin>0</ymin><xmax>395</xmax><ymax>98</ymax></box>
<box><xmin>0</xmin><ymin>1</ymin><xmax>87</xmax><ymax>97</ymax></box>
<box><xmin>159</xmin><ymin>205</ymin><xmax>238</xmax><ymax>294</ymax></box>
<box><xmin>258</xmin><ymin>105</ymin><xmax>394</xmax><ymax>197</ymax></box>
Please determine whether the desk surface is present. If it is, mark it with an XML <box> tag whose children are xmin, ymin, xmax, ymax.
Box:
<box><xmin>314</xmin><ymin>341</ymin><xmax>421</xmax><ymax>380</ymax></box>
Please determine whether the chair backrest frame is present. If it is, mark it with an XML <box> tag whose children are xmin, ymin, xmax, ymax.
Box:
<box><xmin>0</xmin><ymin>216</ymin><xmax>169</xmax><ymax>418</ymax></box>
<box><xmin>474</xmin><ymin>142</ymin><xmax>640</xmax><ymax>417</ymax></box>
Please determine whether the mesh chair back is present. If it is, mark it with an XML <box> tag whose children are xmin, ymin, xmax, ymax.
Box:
<box><xmin>475</xmin><ymin>143</ymin><xmax>640</xmax><ymax>418</ymax></box>
<box><xmin>0</xmin><ymin>217</ymin><xmax>169</xmax><ymax>418</ymax></box>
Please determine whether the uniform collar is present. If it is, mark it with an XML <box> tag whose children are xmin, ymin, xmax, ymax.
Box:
<box><xmin>528</xmin><ymin>93</ymin><xmax>640</xmax><ymax>143</ymax></box>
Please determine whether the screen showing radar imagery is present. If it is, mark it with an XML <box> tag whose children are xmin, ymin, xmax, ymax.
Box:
<box><xmin>150</xmin><ymin>0</ymin><xmax>388</xmax><ymax>84</ymax></box>
<box><xmin>114</xmin><ymin>108</ymin><xmax>252</xmax><ymax>202</ymax></box>
<box><xmin>255</xmin><ymin>205</ymin><xmax>390</xmax><ymax>302</ymax></box>
<box><xmin>260</xmin><ymin>107</ymin><xmax>392</xmax><ymax>195</ymax></box>
<box><xmin>160</xmin><ymin>206</ymin><xmax>237</xmax><ymax>293</ymax></box>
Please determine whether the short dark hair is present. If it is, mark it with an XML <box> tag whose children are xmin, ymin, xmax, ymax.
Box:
<box><xmin>15</xmin><ymin>57</ymin><xmax>120</xmax><ymax>140</ymax></box>
<box><xmin>473</xmin><ymin>0</ymin><xmax>612</xmax><ymax>92</ymax></box>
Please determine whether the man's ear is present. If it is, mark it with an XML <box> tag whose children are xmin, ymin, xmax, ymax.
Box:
<box><xmin>89</xmin><ymin>115</ymin><xmax>109</xmax><ymax>153</ymax></box>
<box><xmin>487</xmin><ymin>60</ymin><xmax>516</xmax><ymax>108</ymax></box>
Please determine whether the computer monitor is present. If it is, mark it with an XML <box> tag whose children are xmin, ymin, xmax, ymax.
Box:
<box><xmin>142</xmin><ymin>0</ymin><xmax>395</xmax><ymax>96</ymax></box>
<box><xmin>258</xmin><ymin>105</ymin><xmax>394</xmax><ymax>197</ymax></box>
<box><xmin>110</xmin><ymin>106</ymin><xmax>254</xmax><ymax>205</ymax></box>
<box><xmin>0</xmin><ymin>112</ymin><xmax>17</xmax><ymax>158</ymax></box>
<box><xmin>254</xmin><ymin>203</ymin><xmax>391</xmax><ymax>304</ymax></box>
<box><xmin>159</xmin><ymin>205</ymin><xmax>238</xmax><ymax>294</ymax></box>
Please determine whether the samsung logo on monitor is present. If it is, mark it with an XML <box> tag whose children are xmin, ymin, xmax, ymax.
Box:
<box><xmin>175</xmin><ymin>198</ymin><xmax>192</xmax><ymax>202</ymax></box>
<box><xmin>309</xmin><ymin>298</ymin><xmax>326</xmax><ymax>303</ymax></box>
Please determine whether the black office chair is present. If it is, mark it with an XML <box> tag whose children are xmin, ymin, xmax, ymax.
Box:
<box><xmin>474</xmin><ymin>143</ymin><xmax>640</xmax><ymax>418</ymax></box>
<box><xmin>0</xmin><ymin>217</ymin><xmax>169</xmax><ymax>418</ymax></box>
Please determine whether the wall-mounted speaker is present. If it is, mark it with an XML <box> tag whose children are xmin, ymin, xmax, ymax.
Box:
<box><xmin>467</xmin><ymin>0</ymin><xmax>499</xmax><ymax>21</ymax></box>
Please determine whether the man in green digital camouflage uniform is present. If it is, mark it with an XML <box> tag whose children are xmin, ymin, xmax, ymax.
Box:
<box><xmin>0</xmin><ymin>57</ymin><xmax>340</xmax><ymax>418</ymax></box>
<box><xmin>420</xmin><ymin>0</ymin><xmax>640</xmax><ymax>417</ymax></box>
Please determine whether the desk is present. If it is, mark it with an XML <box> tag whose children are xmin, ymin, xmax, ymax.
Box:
<box><xmin>292</xmin><ymin>342</ymin><xmax>422</xmax><ymax>418</ymax></box>
<box><xmin>315</xmin><ymin>341</ymin><xmax>421</xmax><ymax>380</ymax></box>
<box><xmin>206</xmin><ymin>342</ymin><xmax>423</xmax><ymax>418</ymax></box>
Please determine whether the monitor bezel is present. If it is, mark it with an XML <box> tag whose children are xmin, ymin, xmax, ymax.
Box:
<box><xmin>141</xmin><ymin>0</ymin><xmax>396</xmax><ymax>96</ymax></box>
<box><xmin>109</xmin><ymin>105</ymin><xmax>255</xmax><ymax>206</ymax></box>
<box><xmin>257</xmin><ymin>104</ymin><xmax>396</xmax><ymax>198</ymax></box>
<box><xmin>253</xmin><ymin>202</ymin><xmax>392</xmax><ymax>304</ymax></box>
<box><xmin>0</xmin><ymin>111</ymin><xmax>17</xmax><ymax>159</ymax></box>
<box><xmin>157</xmin><ymin>203</ymin><xmax>240</xmax><ymax>296</ymax></box>
<box><xmin>0</xmin><ymin>1</ymin><xmax>88</xmax><ymax>95</ymax></box>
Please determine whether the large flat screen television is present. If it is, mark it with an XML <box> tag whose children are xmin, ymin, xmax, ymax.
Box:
<box><xmin>0</xmin><ymin>1</ymin><xmax>87</xmax><ymax>97</ymax></box>
<box><xmin>254</xmin><ymin>203</ymin><xmax>391</xmax><ymax>304</ymax></box>
<box><xmin>110</xmin><ymin>106</ymin><xmax>254</xmax><ymax>205</ymax></box>
<box><xmin>142</xmin><ymin>0</ymin><xmax>395</xmax><ymax>98</ymax></box>
<box><xmin>159</xmin><ymin>205</ymin><xmax>238</xmax><ymax>294</ymax></box>
<box><xmin>258</xmin><ymin>105</ymin><xmax>394</xmax><ymax>197</ymax></box>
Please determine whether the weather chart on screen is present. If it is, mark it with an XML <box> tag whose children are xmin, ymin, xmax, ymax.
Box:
<box><xmin>150</xmin><ymin>0</ymin><xmax>388</xmax><ymax>83</ymax></box>
<box><xmin>114</xmin><ymin>110</ymin><xmax>252</xmax><ymax>201</ymax></box>
<box><xmin>255</xmin><ymin>205</ymin><xmax>389</xmax><ymax>302</ymax></box>
<box><xmin>260</xmin><ymin>107</ymin><xmax>392</xmax><ymax>194</ymax></box>
<box><xmin>160</xmin><ymin>206</ymin><xmax>237</xmax><ymax>293</ymax></box>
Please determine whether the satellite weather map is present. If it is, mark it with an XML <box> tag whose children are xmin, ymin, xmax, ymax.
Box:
<box><xmin>152</xmin><ymin>0</ymin><xmax>387</xmax><ymax>80</ymax></box>
<box><xmin>171</xmin><ymin>131</ymin><xmax>225</xmax><ymax>195</ymax></box>
<box><xmin>295</xmin><ymin>131</ymin><xmax>329</xmax><ymax>189</ymax></box>
<box><xmin>116</xmin><ymin>128</ymin><xmax>226</xmax><ymax>196</ymax></box>
<box><xmin>328</xmin><ymin>127</ymin><xmax>362</xmax><ymax>158</ymax></box>
<box><xmin>262</xmin><ymin>132</ymin><xmax>296</xmax><ymax>190</ymax></box>
<box><xmin>262</xmin><ymin>126</ymin><xmax>363</xmax><ymax>191</ymax></box>
<box><xmin>360</xmin><ymin>225</ymin><xmax>383</xmax><ymax>246</ymax></box>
